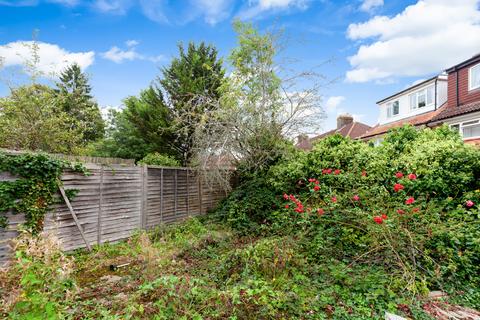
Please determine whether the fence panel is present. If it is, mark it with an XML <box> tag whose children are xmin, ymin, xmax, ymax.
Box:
<box><xmin>1</xmin><ymin>163</ymin><xmax>228</xmax><ymax>266</ymax></box>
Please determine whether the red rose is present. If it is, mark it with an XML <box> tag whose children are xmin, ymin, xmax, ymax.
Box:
<box><xmin>397</xmin><ymin>209</ymin><xmax>405</xmax><ymax>215</ymax></box>
<box><xmin>373</xmin><ymin>216</ymin><xmax>383</xmax><ymax>224</ymax></box>
<box><xmin>352</xmin><ymin>195</ymin><xmax>360</xmax><ymax>201</ymax></box>
<box><xmin>283</xmin><ymin>193</ymin><xmax>289</xmax><ymax>200</ymax></box>
<box><xmin>334</xmin><ymin>169</ymin><xmax>341</xmax><ymax>175</ymax></box>
<box><xmin>466</xmin><ymin>200</ymin><xmax>474</xmax><ymax>208</ymax></box>
<box><xmin>395</xmin><ymin>172</ymin><xmax>404</xmax><ymax>178</ymax></box>
<box><xmin>308</xmin><ymin>178</ymin><xmax>316</xmax><ymax>183</ymax></box>
<box><xmin>326</xmin><ymin>168</ymin><xmax>332</xmax><ymax>174</ymax></box>
<box><xmin>314</xmin><ymin>180</ymin><xmax>320</xmax><ymax>185</ymax></box>
<box><xmin>405</xmin><ymin>197</ymin><xmax>415</xmax><ymax>205</ymax></box>
<box><xmin>317</xmin><ymin>208</ymin><xmax>324</xmax><ymax>215</ymax></box>
<box><xmin>412</xmin><ymin>207</ymin><xmax>419</xmax><ymax>212</ymax></box>
<box><xmin>361</xmin><ymin>170</ymin><xmax>367</xmax><ymax>177</ymax></box>
<box><xmin>313</xmin><ymin>185</ymin><xmax>320</xmax><ymax>191</ymax></box>
<box><xmin>394</xmin><ymin>183</ymin><xmax>404</xmax><ymax>192</ymax></box>
<box><xmin>331</xmin><ymin>196</ymin><xmax>337</xmax><ymax>203</ymax></box>
<box><xmin>381</xmin><ymin>214</ymin><xmax>388</xmax><ymax>220</ymax></box>
<box><xmin>408</xmin><ymin>173</ymin><xmax>417</xmax><ymax>180</ymax></box>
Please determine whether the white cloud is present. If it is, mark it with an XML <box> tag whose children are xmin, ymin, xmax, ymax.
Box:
<box><xmin>102</xmin><ymin>46</ymin><xmax>142</xmax><ymax>63</ymax></box>
<box><xmin>102</xmin><ymin>42</ymin><xmax>165</xmax><ymax>64</ymax></box>
<box><xmin>139</xmin><ymin>0</ymin><xmax>168</xmax><ymax>23</ymax></box>
<box><xmin>190</xmin><ymin>0</ymin><xmax>234</xmax><ymax>25</ymax></box>
<box><xmin>325</xmin><ymin>96</ymin><xmax>345</xmax><ymax>113</ymax></box>
<box><xmin>346</xmin><ymin>0</ymin><xmax>480</xmax><ymax>83</ymax></box>
<box><xmin>93</xmin><ymin>0</ymin><xmax>133</xmax><ymax>15</ymax></box>
<box><xmin>238</xmin><ymin>0</ymin><xmax>309</xmax><ymax>20</ymax></box>
<box><xmin>0</xmin><ymin>41</ymin><xmax>94</xmax><ymax>76</ymax></box>
<box><xmin>125</xmin><ymin>39</ymin><xmax>139</xmax><ymax>47</ymax></box>
<box><xmin>360</xmin><ymin>0</ymin><xmax>383</xmax><ymax>12</ymax></box>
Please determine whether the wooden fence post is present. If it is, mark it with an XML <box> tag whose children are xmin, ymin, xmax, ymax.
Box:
<box><xmin>97</xmin><ymin>165</ymin><xmax>104</xmax><ymax>245</ymax></box>
<box><xmin>59</xmin><ymin>186</ymin><xmax>92</xmax><ymax>251</ymax></box>
<box><xmin>198</xmin><ymin>175</ymin><xmax>203</xmax><ymax>214</ymax></box>
<box><xmin>141</xmin><ymin>165</ymin><xmax>148</xmax><ymax>229</ymax></box>
<box><xmin>186</xmin><ymin>169</ymin><xmax>190</xmax><ymax>216</ymax></box>
<box><xmin>160</xmin><ymin>168</ymin><xmax>164</xmax><ymax>224</ymax></box>
<box><xmin>174</xmin><ymin>169</ymin><xmax>178</xmax><ymax>217</ymax></box>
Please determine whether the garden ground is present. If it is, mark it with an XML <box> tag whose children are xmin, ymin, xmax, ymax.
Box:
<box><xmin>1</xmin><ymin>216</ymin><xmax>479</xmax><ymax>320</ymax></box>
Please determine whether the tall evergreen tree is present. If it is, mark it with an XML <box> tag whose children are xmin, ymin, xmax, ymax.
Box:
<box><xmin>56</xmin><ymin>63</ymin><xmax>105</xmax><ymax>143</ymax></box>
<box><xmin>158</xmin><ymin>42</ymin><xmax>225</xmax><ymax>166</ymax></box>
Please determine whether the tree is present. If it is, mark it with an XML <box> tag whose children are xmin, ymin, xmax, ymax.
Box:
<box><xmin>55</xmin><ymin>63</ymin><xmax>105</xmax><ymax>143</ymax></box>
<box><xmin>190</xmin><ymin>21</ymin><xmax>326</xmax><ymax>189</ymax></box>
<box><xmin>89</xmin><ymin>86</ymin><xmax>173</xmax><ymax>160</ymax></box>
<box><xmin>0</xmin><ymin>84</ymin><xmax>81</xmax><ymax>153</ymax></box>
<box><xmin>158</xmin><ymin>42</ymin><xmax>225</xmax><ymax>166</ymax></box>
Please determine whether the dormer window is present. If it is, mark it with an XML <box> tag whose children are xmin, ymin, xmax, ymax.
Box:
<box><xmin>469</xmin><ymin>63</ymin><xmax>480</xmax><ymax>91</ymax></box>
<box><xmin>386</xmin><ymin>100</ymin><xmax>399</xmax><ymax>118</ymax></box>
<box><xmin>409</xmin><ymin>85</ymin><xmax>434</xmax><ymax>110</ymax></box>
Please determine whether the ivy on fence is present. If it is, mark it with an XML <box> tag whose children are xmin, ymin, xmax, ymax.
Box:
<box><xmin>0</xmin><ymin>152</ymin><xmax>88</xmax><ymax>233</ymax></box>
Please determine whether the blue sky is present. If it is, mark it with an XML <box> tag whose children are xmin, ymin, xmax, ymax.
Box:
<box><xmin>1</xmin><ymin>0</ymin><xmax>480</xmax><ymax>133</ymax></box>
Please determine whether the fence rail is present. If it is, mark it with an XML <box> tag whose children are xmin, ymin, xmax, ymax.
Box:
<box><xmin>0</xmin><ymin>164</ymin><xmax>227</xmax><ymax>266</ymax></box>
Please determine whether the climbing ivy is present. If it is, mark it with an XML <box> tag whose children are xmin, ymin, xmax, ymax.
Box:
<box><xmin>0</xmin><ymin>152</ymin><xmax>88</xmax><ymax>234</ymax></box>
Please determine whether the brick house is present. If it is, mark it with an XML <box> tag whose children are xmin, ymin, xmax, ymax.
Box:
<box><xmin>362</xmin><ymin>53</ymin><xmax>480</xmax><ymax>145</ymax></box>
<box><xmin>428</xmin><ymin>54</ymin><xmax>480</xmax><ymax>146</ymax></box>
<box><xmin>296</xmin><ymin>114</ymin><xmax>371</xmax><ymax>150</ymax></box>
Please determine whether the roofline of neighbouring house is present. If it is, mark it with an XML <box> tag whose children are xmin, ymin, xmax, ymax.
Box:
<box><xmin>376</xmin><ymin>75</ymin><xmax>446</xmax><ymax>105</ymax></box>
<box><xmin>445</xmin><ymin>53</ymin><xmax>480</xmax><ymax>73</ymax></box>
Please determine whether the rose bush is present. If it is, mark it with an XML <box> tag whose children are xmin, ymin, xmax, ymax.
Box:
<box><xmin>216</xmin><ymin>124</ymin><xmax>480</xmax><ymax>304</ymax></box>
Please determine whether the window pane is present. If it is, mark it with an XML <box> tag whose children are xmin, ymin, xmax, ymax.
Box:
<box><xmin>463</xmin><ymin>123</ymin><xmax>480</xmax><ymax>138</ymax></box>
<box><xmin>451</xmin><ymin>124</ymin><xmax>460</xmax><ymax>132</ymax></box>
<box><xmin>426</xmin><ymin>86</ymin><xmax>434</xmax><ymax>105</ymax></box>
<box><xmin>418</xmin><ymin>92</ymin><xmax>426</xmax><ymax>108</ymax></box>
<box><xmin>409</xmin><ymin>94</ymin><xmax>416</xmax><ymax>109</ymax></box>
<box><xmin>471</xmin><ymin>65</ymin><xmax>480</xmax><ymax>89</ymax></box>
<box><xmin>393</xmin><ymin>101</ymin><xmax>399</xmax><ymax>115</ymax></box>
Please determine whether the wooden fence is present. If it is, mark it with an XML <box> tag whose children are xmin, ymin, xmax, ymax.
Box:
<box><xmin>0</xmin><ymin>164</ymin><xmax>227</xmax><ymax>266</ymax></box>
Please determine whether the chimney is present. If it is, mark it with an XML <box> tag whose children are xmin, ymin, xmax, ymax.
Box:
<box><xmin>296</xmin><ymin>134</ymin><xmax>309</xmax><ymax>145</ymax></box>
<box><xmin>337</xmin><ymin>113</ymin><xmax>353</xmax><ymax>129</ymax></box>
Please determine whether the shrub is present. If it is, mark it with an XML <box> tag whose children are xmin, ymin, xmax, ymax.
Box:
<box><xmin>216</xmin><ymin>125</ymin><xmax>480</xmax><ymax>300</ymax></box>
<box><xmin>137</xmin><ymin>152</ymin><xmax>180</xmax><ymax>167</ymax></box>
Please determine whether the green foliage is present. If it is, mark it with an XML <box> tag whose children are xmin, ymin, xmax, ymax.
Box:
<box><xmin>6</xmin><ymin>232</ymin><xmax>75</xmax><ymax>319</ymax></box>
<box><xmin>0</xmin><ymin>84</ymin><xmax>82</xmax><ymax>153</ymax></box>
<box><xmin>55</xmin><ymin>63</ymin><xmax>105</xmax><ymax>143</ymax></box>
<box><xmin>88</xmin><ymin>86</ymin><xmax>173</xmax><ymax>161</ymax></box>
<box><xmin>0</xmin><ymin>152</ymin><xmax>87</xmax><ymax>232</ymax></box>
<box><xmin>216</xmin><ymin>125</ymin><xmax>480</xmax><ymax>311</ymax></box>
<box><xmin>137</xmin><ymin>152</ymin><xmax>180</xmax><ymax>167</ymax></box>
<box><xmin>159</xmin><ymin>42</ymin><xmax>226</xmax><ymax>166</ymax></box>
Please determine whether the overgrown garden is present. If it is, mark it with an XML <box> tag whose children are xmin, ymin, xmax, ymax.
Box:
<box><xmin>1</xmin><ymin>21</ymin><xmax>479</xmax><ymax>319</ymax></box>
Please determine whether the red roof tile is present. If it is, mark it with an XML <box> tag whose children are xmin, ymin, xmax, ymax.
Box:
<box><xmin>430</xmin><ymin>100</ymin><xmax>480</xmax><ymax>122</ymax></box>
<box><xmin>360</xmin><ymin>106</ymin><xmax>445</xmax><ymax>140</ymax></box>
<box><xmin>296</xmin><ymin>121</ymin><xmax>372</xmax><ymax>150</ymax></box>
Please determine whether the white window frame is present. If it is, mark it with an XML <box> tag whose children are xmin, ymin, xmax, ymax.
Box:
<box><xmin>450</xmin><ymin>118</ymin><xmax>480</xmax><ymax>139</ymax></box>
<box><xmin>469</xmin><ymin>63</ymin><xmax>480</xmax><ymax>91</ymax></box>
<box><xmin>386</xmin><ymin>100</ymin><xmax>399</xmax><ymax>118</ymax></box>
<box><xmin>409</xmin><ymin>85</ymin><xmax>434</xmax><ymax>110</ymax></box>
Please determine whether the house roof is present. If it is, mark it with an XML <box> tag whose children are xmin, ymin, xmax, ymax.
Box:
<box><xmin>360</xmin><ymin>105</ymin><xmax>446</xmax><ymax>140</ymax></box>
<box><xmin>430</xmin><ymin>100</ymin><xmax>480</xmax><ymax>123</ymax></box>
<box><xmin>296</xmin><ymin>121</ymin><xmax>372</xmax><ymax>150</ymax></box>
<box><xmin>376</xmin><ymin>75</ymin><xmax>446</xmax><ymax>105</ymax></box>
<box><xmin>445</xmin><ymin>53</ymin><xmax>480</xmax><ymax>73</ymax></box>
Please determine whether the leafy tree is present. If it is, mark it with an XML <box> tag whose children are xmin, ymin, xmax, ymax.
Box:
<box><xmin>158</xmin><ymin>42</ymin><xmax>226</xmax><ymax>166</ymax></box>
<box><xmin>0</xmin><ymin>84</ymin><xmax>81</xmax><ymax>153</ymax></box>
<box><xmin>190</xmin><ymin>21</ymin><xmax>325</xmax><ymax>188</ymax></box>
<box><xmin>55</xmin><ymin>63</ymin><xmax>105</xmax><ymax>143</ymax></box>
<box><xmin>89</xmin><ymin>86</ymin><xmax>172</xmax><ymax>160</ymax></box>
